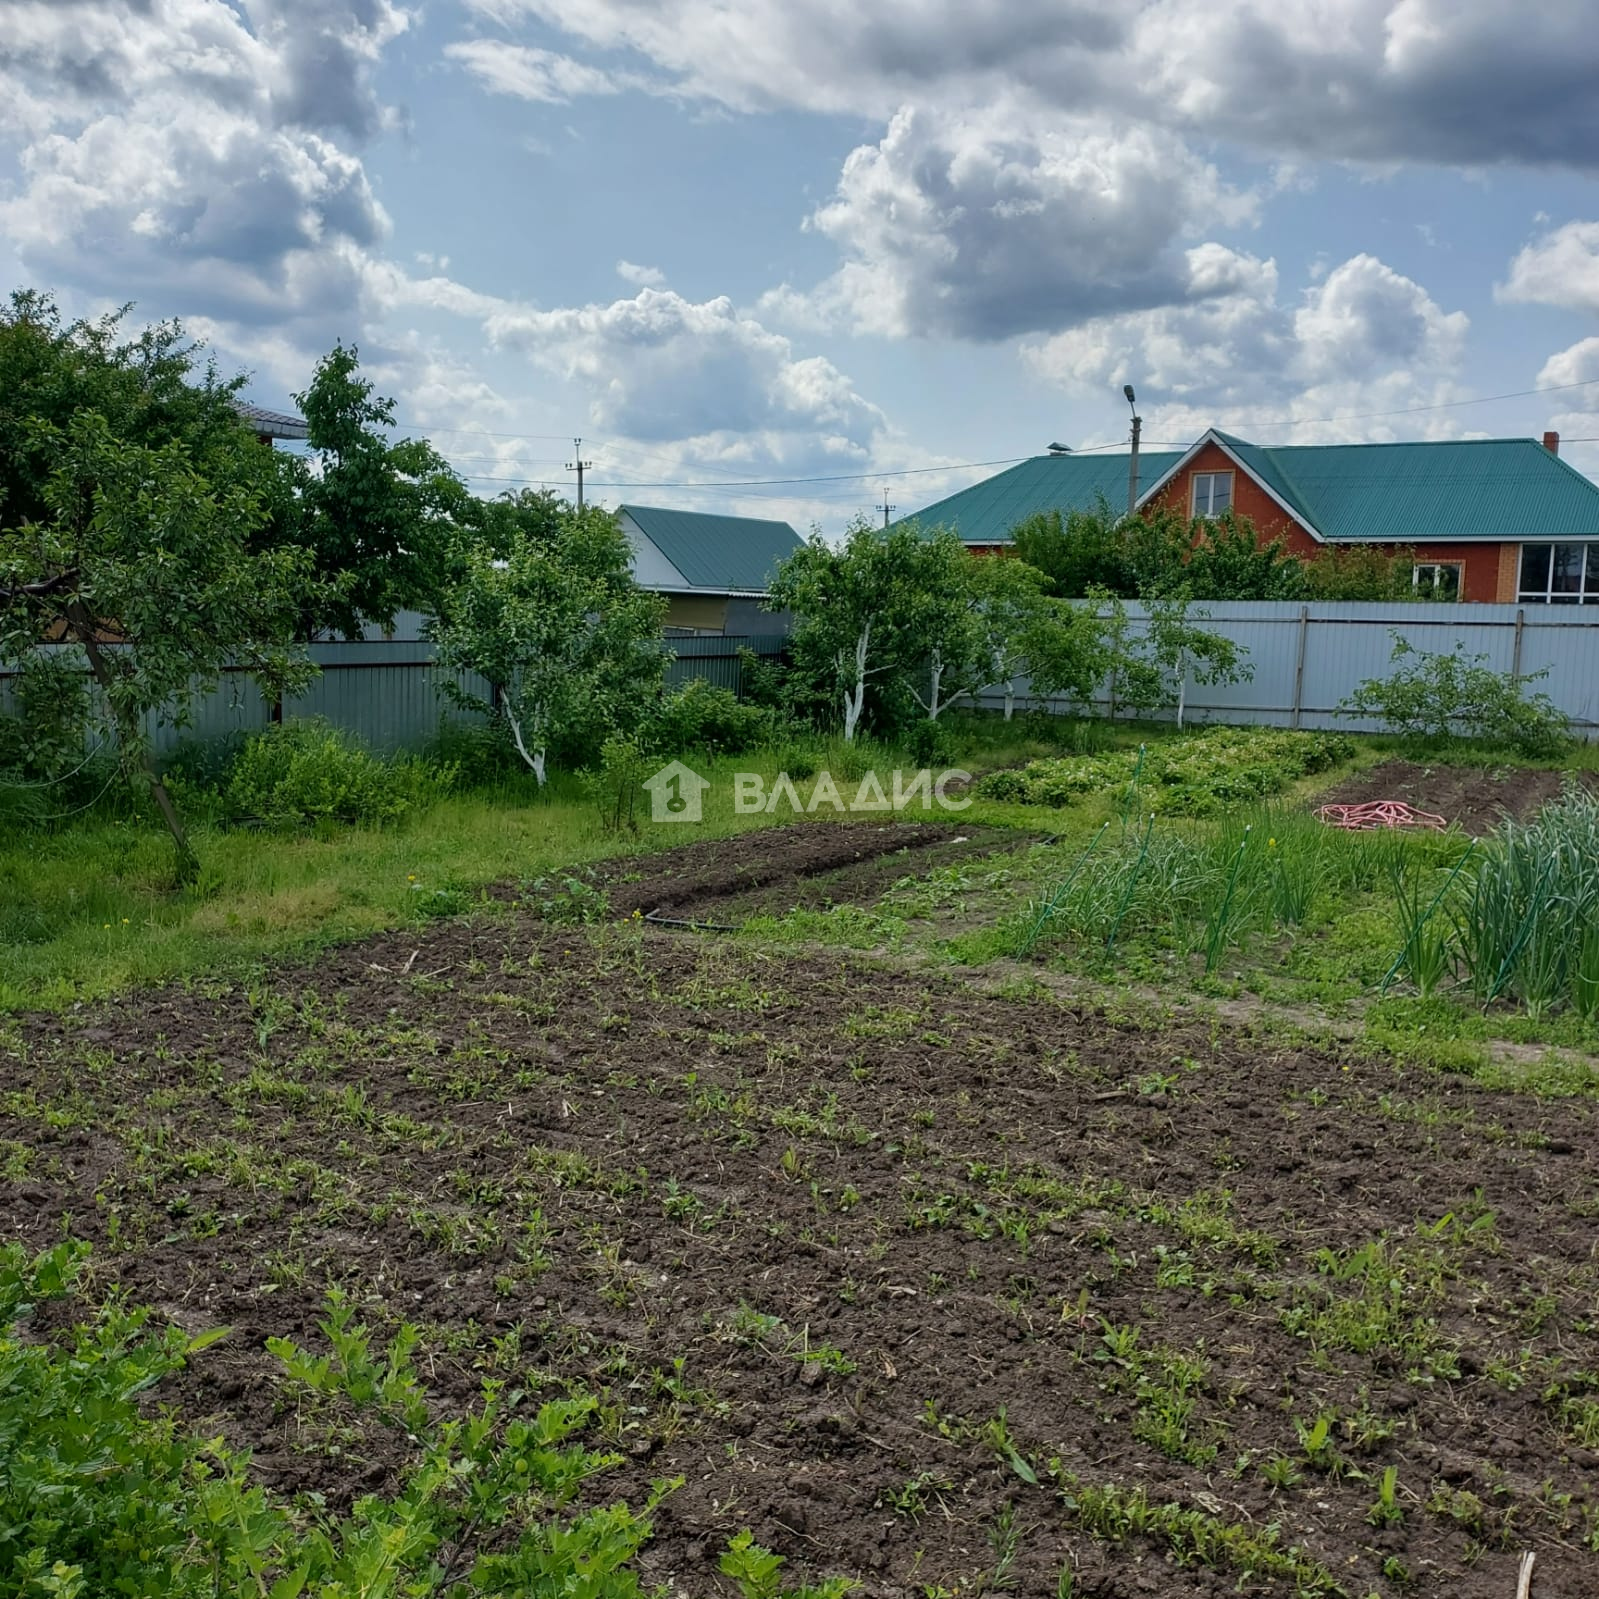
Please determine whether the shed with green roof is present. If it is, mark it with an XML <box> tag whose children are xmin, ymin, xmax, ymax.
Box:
<box><xmin>618</xmin><ymin>503</ymin><xmax>804</xmax><ymax>634</ymax></box>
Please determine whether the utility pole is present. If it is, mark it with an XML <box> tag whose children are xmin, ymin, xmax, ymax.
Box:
<box><xmin>1124</xmin><ymin>384</ymin><xmax>1141</xmax><ymax>516</ymax></box>
<box><xmin>566</xmin><ymin>437</ymin><xmax>593</xmax><ymax>509</ymax></box>
<box><xmin>880</xmin><ymin>487</ymin><xmax>896</xmax><ymax>530</ymax></box>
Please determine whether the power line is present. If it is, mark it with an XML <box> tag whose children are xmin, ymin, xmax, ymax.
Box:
<box><xmin>453</xmin><ymin>455</ymin><xmax>1030</xmax><ymax>490</ymax></box>
<box><xmin>1212</xmin><ymin>375</ymin><xmax>1599</xmax><ymax>432</ymax></box>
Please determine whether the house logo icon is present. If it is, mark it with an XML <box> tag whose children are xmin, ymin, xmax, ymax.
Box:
<box><xmin>643</xmin><ymin>760</ymin><xmax>711</xmax><ymax>824</ymax></box>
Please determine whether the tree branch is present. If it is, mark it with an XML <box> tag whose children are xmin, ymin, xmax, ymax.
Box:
<box><xmin>0</xmin><ymin>568</ymin><xmax>80</xmax><ymax>606</ymax></box>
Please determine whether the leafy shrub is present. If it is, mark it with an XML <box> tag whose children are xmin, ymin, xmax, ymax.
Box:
<box><xmin>645</xmin><ymin>678</ymin><xmax>776</xmax><ymax>757</ymax></box>
<box><xmin>0</xmin><ymin>651</ymin><xmax>90</xmax><ymax>783</ymax></box>
<box><xmin>582</xmin><ymin>736</ymin><xmax>648</xmax><ymax>833</ymax></box>
<box><xmin>1342</xmin><ymin>636</ymin><xmax>1571</xmax><ymax>757</ymax></box>
<box><xmin>222</xmin><ymin>719</ymin><xmax>456</xmax><ymax>825</ymax></box>
<box><xmin>0</xmin><ymin>651</ymin><xmax>113</xmax><ymax>828</ymax></box>
<box><xmin>0</xmin><ymin>1239</ymin><xmax>846</xmax><ymax>1599</ymax></box>
<box><xmin>977</xmin><ymin>728</ymin><xmax>1353</xmax><ymax>817</ymax></box>
<box><xmin>903</xmin><ymin>718</ymin><xmax>957</xmax><ymax>767</ymax></box>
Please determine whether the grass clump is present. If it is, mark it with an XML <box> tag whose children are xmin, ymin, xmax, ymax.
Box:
<box><xmin>1452</xmin><ymin>787</ymin><xmax>1599</xmax><ymax>1016</ymax></box>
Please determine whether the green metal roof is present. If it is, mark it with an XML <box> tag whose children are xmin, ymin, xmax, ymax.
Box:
<box><xmin>890</xmin><ymin>450</ymin><xmax>1183</xmax><ymax>544</ymax></box>
<box><xmin>620</xmin><ymin>504</ymin><xmax>804</xmax><ymax>592</ymax></box>
<box><xmin>898</xmin><ymin>435</ymin><xmax>1599</xmax><ymax>546</ymax></box>
<box><xmin>1198</xmin><ymin>434</ymin><xmax>1599</xmax><ymax>543</ymax></box>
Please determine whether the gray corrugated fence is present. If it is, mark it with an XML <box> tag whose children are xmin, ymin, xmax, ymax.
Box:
<box><xmin>1</xmin><ymin>634</ymin><xmax>793</xmax><ymax>755</ymax></box>
<box><xmin>976</xmin><ymin>601</ymin><xmax>1599</xmax><ymax>736</ymax></box>
<box><xmin>9</xmin><ymin>609</ymin><xmax>1598</xmax><ymax>751</ymax></box>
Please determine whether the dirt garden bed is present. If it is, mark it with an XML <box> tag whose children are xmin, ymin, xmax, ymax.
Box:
<box><xmin>555</xmin><ymin>819</ymin><xmax>1033</xmax><ymax>923</ymax></box>
<box><xmin>1314</xmin><ymin>759</ymin><xmax>1598</xmax><ymax>836</ymax></box>
<box><xmin>4</xmin><ymin>829</ymin><xmax>1598</xmax><ymax>1597</ymax></box>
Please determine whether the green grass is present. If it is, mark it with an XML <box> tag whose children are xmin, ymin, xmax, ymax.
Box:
<box><xmin>0</xmin><ymin>713</ymin><xmax>1169</xmax><ymax>1013</ymax></box>
<box><xmin>0</xmin><ymin>753</ymin><xmax>827</xmax><ymax>1013</ymax></box>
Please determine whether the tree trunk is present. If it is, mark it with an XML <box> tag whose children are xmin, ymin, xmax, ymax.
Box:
<box><xmin>927</xmin><ymin>651</ymin><xmax>944</xmax><ymax>722</ymax></box>
<box><xmin>1004</xmin><ymin>683</ymin><xmax>1015</xmax><ymax>721</ymax></box>
<box><xmin>505</xmin><ymin>706</ymin><xmax>548</xmax><ymax>785</ymax></box>
<box><xmin>66</xmin><ymin>601</ymin><xmax>198</xmax><ymax>882</ymax></box>
<box><xmin>1176</xmin><ymin>660</ymin><xmax>1188</xmax><ymax>732</ymax></box>
<box><xmin>841</xmin><ymin>624</ymin><xmax>869</xmax><ymax>743</ymax></box>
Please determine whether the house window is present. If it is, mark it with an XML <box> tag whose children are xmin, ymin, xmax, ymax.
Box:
<box><xmin>1412</xmin><ymin>562</ymin><xmax>1462</xmax><ymax>601</ymax></box>
<box><xmin>1191</xmin><ymin>471</ymin><xmax>1234</xmax><ymax>518</ymax></box>
<box><xmin>1517</xmin><ymin>543</ymin><xmax>1599</xmax><ymax>604</ymax></box>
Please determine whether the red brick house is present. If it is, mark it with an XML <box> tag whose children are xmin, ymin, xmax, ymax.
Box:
<box><xmin>898</xmin><ymin>429</ymin><xmax>1599</xmax><ymax>604</ymax></box>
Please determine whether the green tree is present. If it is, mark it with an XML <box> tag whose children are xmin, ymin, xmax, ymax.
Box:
<box><xmin>431</xmin><ymin>505</ymin><xmax>666</xmax><ymax>785</ymax></box>
<box><xmin>1016</xmin><ymin>598</ymin><xmax>1115</xmax><ymax>715</ymax></box>
<box><xmin>1181</xmin><ymin>511</ymin><xmax>1303</xmax><ymax>601</ymax></box>
<box><xmin>1011</xmin><ymin>496</ymin><xmax>1141</xmax><ymax>598</ymax></box>
<box><xmin>0</xmin><ymin>414</ymin><xmax>315</xmax><ymax>876</ymax></box>
<box><xmin>965</xmin><ymin>553</ymin><xmax>1054</xmax><ymax>721</ymax></box>
<box><xmin>287</xmin><ymin>344</ymin><xmax>473</xmax><ymax>638</ymax></box>
<box><xmin>1300</xmin><ymin>544</ymin><xmax>1417</xmax><ymax>601</ymax></box>
<box><xmin>1138</xmin><ymin>587</ymin><xmax>1253</xmax><ymax>728</ymax></box>
<box><xmin>0</xmin><ymin>289</ymin><xmax>287</xmax><ymax>532</ymax></box>
<box><xmin>897</xmin><ymin>533</ymin><xmax>1046</xmax><ymax>723</ymax></box>
<box><xmin>1010</xmin><ymin>493</ymin><xmax>1304</xmax><ymax>603</ymax></box>
<box><xmin>766</xmin><ymin>520</ymin><xmax>952</xmax><ymax>742</ymax></box>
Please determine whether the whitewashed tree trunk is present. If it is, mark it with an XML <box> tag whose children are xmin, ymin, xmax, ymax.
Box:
<box><xmin>1175</xmin><ymin>650</ymin><xmax>1189</xmax><ymax>731</ymax></box>
<box><xmin>927</xmin><ymin>649</ymin><xmax>945</xmax><ymax>721</ymax></box>
<box><xmin>506</xmin><ymin>706</ymin><xmax>549</xmax><ymax>785</ymax></box>
<box><xmin>841</xmin><ymin>623</ymin><xmax>869</xmax><ymax>742</ymax></box>
<box><xmin>1004</xmin><ymin>683</ymin><xmax>1016</xmax><ymax>721</ymax></box>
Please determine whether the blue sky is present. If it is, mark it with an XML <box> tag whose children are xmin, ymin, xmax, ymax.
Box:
<box><xmin>3</xmin><ymin>0</ymin><xmax>1599</xmax><ymax>532</ymax></box>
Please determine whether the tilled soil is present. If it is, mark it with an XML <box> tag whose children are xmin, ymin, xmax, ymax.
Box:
<box><xmin>4</xmin><ymin>885</ymin><xmax>1599</xmax><ymax>1596</ymax></box>
<box><xmin>572</xmin><ymin>820</ymin><xmax>1032</xmax><ymax>923</ymax></box>
<box><xmin>1314</xmin><ymin>759</ymin><xmax>1597</xmax><ymax>835</ymax></box>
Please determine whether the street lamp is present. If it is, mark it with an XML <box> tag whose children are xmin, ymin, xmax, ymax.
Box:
<box><xmin>1124</xmin><ymin>384</ymin><xmax>1141</xmax><ymax>516</ymax></box>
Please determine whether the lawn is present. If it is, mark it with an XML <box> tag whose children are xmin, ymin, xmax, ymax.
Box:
<box><xmin>2</xmin><ymin>721</ymin><xmax>1598</xmax><ymax>1597</ymax></box>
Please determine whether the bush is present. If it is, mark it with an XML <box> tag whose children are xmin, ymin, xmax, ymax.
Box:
<box><xmin>222</xmin><ymin>719</ymin><xmax>456</xmax><ymax>825</ymax></box>
<box><xmin>976</xmin><ymin>727</ymin><xmax>1354</xmax><ymax>817</ymax></box>
<box><xmin>644</xmin><ymin>678</ymin><xmax>777</xmax><ymax>757</ymax></box>
<box><xmin>0</xmin><ymin>1239</ymin><xmax>845</xmax><ymax>1599</ymax></box>
<box><xmin>1342</xmin><ymin>636</ymin><xmax>1571</xmax><ymax>758</ymax></box>
<box><xmin>903</xmin><ymin>718</ymin><xmax>957</xmax><ymax>767</ymax></box>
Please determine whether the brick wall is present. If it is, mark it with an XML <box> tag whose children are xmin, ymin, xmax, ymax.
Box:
<box><xmin>1146</xmin><ymin>440</ymin><xmax>1510</xmax><ymax>602</ymax></box>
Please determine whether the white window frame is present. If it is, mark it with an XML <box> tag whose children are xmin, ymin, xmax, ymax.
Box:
<box><xmin>1411</xmin><ymin>561</ymin><xmax>1462</xmax><ymax>601</ymax></box>
<box><xmin>1517</xmin><ymin>542</ymin><xmax>1598</xmax><ymax>605</ymax></box>
<box><xmin>1190</xmin><ymin>470</ymin><xmax>1234</xmax><ymax>519</ymax></box>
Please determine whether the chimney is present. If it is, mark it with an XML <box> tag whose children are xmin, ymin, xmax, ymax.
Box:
<box><xmin>1543</xmin><ymin>430</ymin><xmax>1560</xmax><ymax>456</ymax></box>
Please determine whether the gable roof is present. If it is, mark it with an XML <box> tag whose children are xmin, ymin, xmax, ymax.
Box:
<box><xmin>619</xmin><ymin>504</ymin><xmax>804</xmax><ymax>593</ymax></box>
<box><xmin>891</xmin><ymin>450</ymin><xmax>1184</xmax><ymax>545</ymax></box>
<box><xmin>233</xmin><ymin>399</ymin><xmax>309</xmax><ymax>441</ymax></box>
<box><xmin>1137</xmin><ymin>429</ymin><xmax>1599</xmax><ymax>543</ymax></box>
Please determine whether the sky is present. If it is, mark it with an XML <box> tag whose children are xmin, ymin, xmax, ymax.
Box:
<box><xmin>3</xmin><ymin>0</ymin><xmax>1599</xmax><ymax>535</ymax></box>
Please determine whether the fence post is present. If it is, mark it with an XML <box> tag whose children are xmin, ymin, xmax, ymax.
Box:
<box><xmin>1291</xmin><ymin>605</ymin><xmax>1310</xmax><ymax>729</ymax></box>
<box><xmin>1511</xmin><ymin>607</ymin><xmax>1525</xmax><ymax>684</ymax></box>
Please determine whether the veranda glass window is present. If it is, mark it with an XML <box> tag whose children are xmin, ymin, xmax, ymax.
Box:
<box><xmin>1518</xmin><ymin>543</ymin><xmax>1598</xmax><ymax>604</ymax></box>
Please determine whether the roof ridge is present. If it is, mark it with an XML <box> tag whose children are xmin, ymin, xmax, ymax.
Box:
<box><xmin>1266</xmin><ymin>436</ymin><xmax>1548</xmax><ymax>452</ymax></box>
<box><xmin>1250</xmin><ymin>440</ymin><xmax>1321</xmax><ymax>525</ymax></box>
<box><xmin>621</xmin><ymin>501</ymin><xmax>799</xmax><ymax>528</ymax></box>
